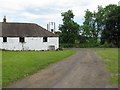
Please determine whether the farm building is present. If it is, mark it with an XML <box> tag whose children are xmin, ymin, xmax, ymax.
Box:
<box><xmin>0</xmin><ymin>17</ymin><xmax>59</xmax><ymax>50</ymax></box>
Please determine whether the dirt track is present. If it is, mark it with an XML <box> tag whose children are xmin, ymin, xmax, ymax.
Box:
<box><xmin>7</xmin><ymin>49</ymin><xmax>117</xmax><ymax>88</ymax></box>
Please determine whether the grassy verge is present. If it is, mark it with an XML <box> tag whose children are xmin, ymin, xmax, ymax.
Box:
<box><xmin>94</xmin><ymin>48</ymin><xmax>119</xmax><ymax>84</ymax></box>
<box><xmin>0</xmin><ymin>51</ymin><xmax>2</xmax><ymax>89</ymax></box>
<box><xmin>2</xmin><ymin>50</ymin><xmax>75</xmax><ymax>86</ymax></box>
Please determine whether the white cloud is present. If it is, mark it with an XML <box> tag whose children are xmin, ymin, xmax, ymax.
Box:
<box><xmin>0</xmin><ymin>0</ymin><xmax>119</xmax><ymax>30</ymax></box>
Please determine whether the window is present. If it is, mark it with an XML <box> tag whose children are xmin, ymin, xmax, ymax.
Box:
<box><xmin>3</xmin><ymin>37</ymin><xmax>7</xmax><ymax>42</ymax></box>
<box><xmin>19</xmin><ymin>37</ymin><xmax>25</xmax><ymax>42</ymax></box>
<box><xmin>43</xmin><ymin>37</ymin><xmax>47</xmax><ymax>42</ymax></box>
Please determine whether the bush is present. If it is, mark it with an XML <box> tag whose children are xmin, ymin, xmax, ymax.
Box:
<box><xmin>60</xmin><ymin>43</ymin><xmax>75</xmax><ymax>48</ymax></box>
<box><xmin>56</xmin><ymin>47</ymin><xmax>63</xmax><ymax>51</ymax></box>
<box><xmin>60</xmin><ymin>42</ymin><xmax>100</xmax><ymax>48</ymax></box>
<box><xmin>100</xmin><ymin>42</ymin><xmax>117</xmax><ymax>48</ymax></box>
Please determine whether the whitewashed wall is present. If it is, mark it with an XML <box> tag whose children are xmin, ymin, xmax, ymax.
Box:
<box><xmin>0</xmin><ymin>37</ymin><xmax>59</xmax><ymax>50</ymax></box>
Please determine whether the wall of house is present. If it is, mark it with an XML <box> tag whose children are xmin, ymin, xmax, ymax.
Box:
<box><xmin>0</xmin><ymin>37</ymin><xmax>59</xmax><ymax>50</ymax></box>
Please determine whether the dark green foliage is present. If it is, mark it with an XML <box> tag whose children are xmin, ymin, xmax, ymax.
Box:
<box><xmin>81</xmin><ymin>4</ymin><xmax>119</xmax><ymax>48</ymax></box>
<box><xmin>56</xmin><ymin>47</ymin><xmax>63</xmax><ymax>51</ymax></box>
<box><xmin>101</xmin><ymin>5</ymin><xmax>120</xmax><ymax>47</ymax></box>
<box><xmin>59</xmin><ymin>4</ymin><xmax>119</xmax><ymax>48</ymax></box>
<box><xmin>59</xmin><ymin>10</ymin><xmax>80</xmax><ymax>44</ymax></box>
<box><xmin>80</xmin><ymin>9</ymin><xmax>99</xmax><ymax>48</ymax></box>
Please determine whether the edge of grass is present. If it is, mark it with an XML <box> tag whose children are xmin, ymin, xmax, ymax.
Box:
<box><xmin>94</xmin><ymin>48</ymin><xmax>119</xmax><ymax>84</ymax></box>
<box><xmin>3</xmin><ymin>50</ymin><xmax>76</xmax><ymax>86</ymax></box>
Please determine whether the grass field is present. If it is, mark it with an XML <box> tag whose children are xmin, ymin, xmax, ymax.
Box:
<box><xmin>0</xmin><ymin>51</ymin><xmax>2</xmax><ymax>88</ymax></box>
<box><xmin>2</xmin><ymin>50</ymin><xmax>75</xmax><ymax>86</ymax></box>
<box><xmin>95</xmin><ymin>48</ymin><xmax>119</xmax><ymax>84</ymax></box>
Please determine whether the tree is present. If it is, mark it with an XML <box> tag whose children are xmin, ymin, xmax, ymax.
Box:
<box><xmin>59</xmin><ymin>10</ymin><xmax>80</xmax><ymax>44</ymax></box>
<box><xmin>81</xmin><ymin>4</ymin><xmax>119</xmax><ymax>47</ymax></box>
<box><xmin>101</xmin><ymin>5</ymin><xmax>120</xmax><ymax>47</ymax></box>
<box><xmin>81</xmin><ymin>9</ymin><xmax>97</xmax><ymax>43</ymax></box>
<box><xmin>95</xmin><ymin>5</ymin><xmax>105</xmax><ymax>38</ymax></box>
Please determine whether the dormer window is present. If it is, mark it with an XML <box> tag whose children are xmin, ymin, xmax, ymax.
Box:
<box><xmin>3</xmin><ymin>37</ymin><xmax>7</xmax><ymax>42</ymax></box>
<box><xmin>19</xmin><ymin>37</ymin><xmax>25</xmax><ymax>42</ymax></box>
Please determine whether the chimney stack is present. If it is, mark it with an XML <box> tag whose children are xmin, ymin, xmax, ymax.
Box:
<box><xmin>3</xmin><ymin>16</ymin><xmax>6</xmax><ymax>23</ymax></box>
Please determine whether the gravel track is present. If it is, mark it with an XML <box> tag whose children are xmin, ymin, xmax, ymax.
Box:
<box><xmin>7</xmin><ymin>49</ymin><xmax>117</xmax><ymax>88</ymax></box>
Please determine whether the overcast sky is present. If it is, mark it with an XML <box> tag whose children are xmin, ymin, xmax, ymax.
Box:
<box><xmin>0</xmin><ymin>0</ymin><xmax>119</xmax><ymax>30</ymax></box>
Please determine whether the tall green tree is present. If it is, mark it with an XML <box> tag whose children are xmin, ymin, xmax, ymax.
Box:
<box><xmin>101</xmin><ymin>5</ymin><xmax>120</xmax><ymax>47</ymax></box>
<box><xmin>81</xmin><ymin>4</ymin><xmax>119</xmax><ymax>47</ymax></box>
<box><xmin>95</xmin><ymin>5</ymin><xmax>105</xmax><ymax>37</ymax></box>
<box><xmin>59</xmin><ymin>10</ymin><xmax>79</xmax><ymax>44</ymax></box>
<box><xmin>81</xmin><ymin>9</ymin><xmax>97</xmax><ymax>43</ymax></box>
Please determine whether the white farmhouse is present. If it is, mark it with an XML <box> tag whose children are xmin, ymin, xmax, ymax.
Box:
<box><xmin>0</xmin><ymin>17</ymin><xmax>59</xmax><ymax>50</ymax></box>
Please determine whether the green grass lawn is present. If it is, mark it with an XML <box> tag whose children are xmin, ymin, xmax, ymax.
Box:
<box><xmin>95</xmin><ymin>48</ymin><xmax>119</xmax><ymax>84</ymax></box>
<box><xmin>0</xmin><ymin>51</ymin><xmax>2</xmax><ymax>88</ymax></box>
<box><xmin>2</xmin><ymin>50</ymin><xmax>75</xmax><ymax>86</ymax></box>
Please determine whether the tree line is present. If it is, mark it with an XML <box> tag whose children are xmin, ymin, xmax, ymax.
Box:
<box><xmin>58</xmin><ymin>4</ymin><xmax>120</xmax><ymax>48</ymax></box>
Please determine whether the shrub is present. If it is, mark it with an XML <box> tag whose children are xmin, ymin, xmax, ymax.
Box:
<box><xmin>56</xmin><ymin>47</ymin><xmax>63</xmax><ymax>51</ymax></box>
